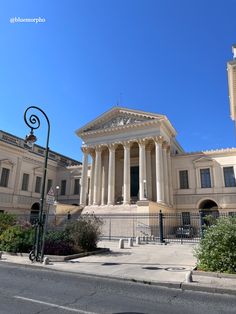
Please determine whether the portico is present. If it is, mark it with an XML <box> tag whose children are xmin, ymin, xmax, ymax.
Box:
<box><xmin>76</xmin><ymin>107</ymin><xmax>182</xmax><ymax>212</ymax></box>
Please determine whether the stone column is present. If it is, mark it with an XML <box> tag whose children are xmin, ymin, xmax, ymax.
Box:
<box><xmin>146</xmin><ymin>146</ymin><xmax>153</xmax><ymax>201</ymax></box>
<box><xmin>162</xmin><ymin>141</ymin><xmax>170</xmax><ymax>205</ymax></box>
<box><xmin>93</xmin><ymin>146</ymin><xmax>102</xmax><ymax>205</ymax></box>
<box><xmin>107</xmin><ymin>144</ymin><xmax>117</xmax><ymax>205</ymax></box>
<box><xmin>138</xmin><ymin>139</ymin><xmax>147</xmax><ymax>200</ymax></box>
<box><xmin>167</xmin><ymin>146</ymin><xmax>173</xmax><ymax>205</ymax></box>
<box><xmin>80</xmin><ymin>146</ymin><xmax>89</xmax><ymax>206</ymax></box>
<box><xmin>123</xmin><ymin>142</ymin><xmax>131</xmax><ymax>205</ymax></box>
<box><xmin>101</xmin><ymin>164</ymin><xmax>106</xmax><ymax>206</ymax></box>
<box><xmin>88</xmin><ymin>151</ymin><xmax>95</xmax><ymax>205</ymax></box>
<box><xmin>154</xmin><ymin>136</ymin><xmax>164</xmax><ymax>203</ymax></box>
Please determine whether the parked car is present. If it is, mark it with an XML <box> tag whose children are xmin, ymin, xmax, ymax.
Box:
<box><xmin>175</xmin><ymin>225</ymin><xmax>194</xmax><ymax>238</ymax></box>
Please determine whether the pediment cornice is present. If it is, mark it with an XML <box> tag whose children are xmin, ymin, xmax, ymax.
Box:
<box><xmin>76</xmin><ymin>106</ymin><xmax>176</xmax><ymax>139</ymax></box>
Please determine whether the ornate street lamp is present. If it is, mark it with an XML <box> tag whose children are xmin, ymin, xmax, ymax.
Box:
<box><xmin>24</xmin><ymin>106</ymin><xmax>50</xmax><ymax>262</ymax></box>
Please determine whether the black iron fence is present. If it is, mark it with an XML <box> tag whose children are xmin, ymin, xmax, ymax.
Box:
<box><xmin>12</xmin><ymin>210</ymin><xmax>235</xmax><ymax>244</ymax></box>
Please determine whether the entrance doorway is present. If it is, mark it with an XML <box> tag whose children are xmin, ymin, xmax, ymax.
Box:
<box><xmin>30</xmin><ymin>202</ymin><xmax>40</xmax><ymax>224</ymax></box>
<box><xmin>131</xmin><ymin>166</ymin><xmax>139</xmax><ymax>201</ymax></box>
<box><xmin>199</xmin><ymin>199</ymin><xmax>219</xmax><ymax>219</ymax></box>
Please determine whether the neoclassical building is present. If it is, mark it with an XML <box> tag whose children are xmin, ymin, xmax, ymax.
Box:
<box><xmin>0</xmin><ymin>130</ymin><xmax>82</xmax><ymax>217</ymax></box>
<box><xmin>77</xmin><ymin>106</ymin><xmax>236</xmax><ymax>215</ymax></box>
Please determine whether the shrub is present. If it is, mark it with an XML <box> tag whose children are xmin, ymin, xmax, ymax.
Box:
<box><xmin>195</xmin><ymin>216</ymin><xmax>236</xmax><ymax>273</ymax></box>
<box><xmin>67</xmin><ymin>214</ymin><xmax>102</xmax><ymax>251</ymax></box>
<box><xmin>44</xmin><ymin>230</ymin><xmax>75</xmax><ymax>255</ymax></box>
<box><xmin>0</xmin><ymin>212</ymin><xmax>16</xmax><ymax>235</ymax></box>
<box><xmin>0</xmin><ymin>224</ymin><xmax>34</xmax><ymax>253</ymax></box>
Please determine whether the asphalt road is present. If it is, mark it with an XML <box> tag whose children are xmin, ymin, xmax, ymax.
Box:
<box><xmin>0</xmin><ymin>262</ymin><xmax>236</xmax><ymax>314</ymax></box>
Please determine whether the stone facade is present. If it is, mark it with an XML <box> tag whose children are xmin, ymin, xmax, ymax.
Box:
<box><xmin>76</xmin><ymin>107</ymin><xmax>236</xmax><ymax>215</ymax></box>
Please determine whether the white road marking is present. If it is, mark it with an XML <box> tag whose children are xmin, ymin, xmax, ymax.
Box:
<box><xmin>14</xmin><ymin>295</ymin><xmax>98</xmax><ymax>314</ymax></box>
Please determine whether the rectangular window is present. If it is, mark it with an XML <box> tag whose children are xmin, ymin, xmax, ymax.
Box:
<box><xmin>35</xmin><ymin>176</ymin><xmax>42</xmax><ymax>193</ymax></box>
<box><xmin>200</xmin><ymin>168</ymin><xmax>211</xmax><ymax>188</ymax></box>
<box><xmin>61</xmin><ymin>180</ymin><xmax>66</xmax><ymax>195</ymax></box>
<box><xmin>21</xmin><ymin>173</ymin><xmax>29</xmax><ymax>191</ymax></box>
<box><xmin>223</xmin><ymin>167</ymin><xmax>236</xmax><ymax>187</ymax></box>
<box><xmin>179</xmin><ymin>170</ymin><xmax>189</xmax><ymax>189</ymax></box>
<box><xmin>74</xmin><ymin>179</ymin><xmax>80</xmax><ymax>195</ymax></box>
<box><xmin>0</xmin><ymin>168</ymin><xmax>10</xmax><ymax>187</ymax></box>
<box><xmin>182</xmin><ymin>212</ymin><xmax>191</xmax><ymax>225</ymax></box>
<box><xmin>47</xmin><ymin>179</ymin><xmax>53</xmax><ymax>193</ymax></box>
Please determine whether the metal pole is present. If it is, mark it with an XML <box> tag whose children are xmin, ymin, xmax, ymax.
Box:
<box><xmin>24</xmin><ymin>106</ymin><xmax>50</xmax><ymax>262</ymax></box>
<box><xmin>199</xmin><ymin>210</ymin><xmax>204</xmax><ymax>239</ymax></box>
<box><xmin>159</xmin><ymin>210</ymin><xmax>164</xmax><ymax>243</ymax></box>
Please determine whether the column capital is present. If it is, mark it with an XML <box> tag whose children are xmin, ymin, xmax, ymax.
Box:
<box><xmin>123</xmin><ymin>141</ymin><xmax>132</xmax><ymax>149</ymax></box>
<box><xmin>81</xmin><ymin>146</ymin><xmax>90</xmax><ymax>154</ymax></box>
<box><xmin>153</xmin><ymin>136</ymin><xmax>164</xmax><ymax>145</ymax></box>
<box><xmin>137</xmin><ymin>138</ymin><xmax>148</xmax><ymax>147</ymax></box>
<box><xmin>108</xmin><ymin>143</ymin><xmax>118</xmax><ymax>151</ymax></box>
<box><xmin>162</xmin><ymin>141</ymin><xmax>170</xmax><ymax>150</ymax></box>
<box><xmin>94</xmin><ymin>145</ymin><xmax>103</xmax><ymax>153</ymax></box>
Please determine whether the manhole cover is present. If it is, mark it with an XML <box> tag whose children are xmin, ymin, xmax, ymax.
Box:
<box><xmin>165</xmin><ymin>267</ymin><xmax>186</xmax><ymax>271</ymax></box>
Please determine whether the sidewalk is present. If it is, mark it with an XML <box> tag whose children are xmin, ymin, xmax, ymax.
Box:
<box><xmin>1</xmin><ymin>240</ymin><xmax>236</xmax><ymax>295</ymax></box>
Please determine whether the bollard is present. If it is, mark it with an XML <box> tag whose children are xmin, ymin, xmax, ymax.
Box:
<box><xmin>119</xmin><ymin>238</ymin><xmax>124</xmax><ymax>249</ymax></box>
<box><xmin>43</xmin><ymin>256</ymin><xmax>50</xmax><ymax>265</ymax></box>
<box><xmin>128</xmin><ymin>238</ymin><xmax>133</xmax><ymax>247</ymax></box>
<box><xmin>185</xmin><ymin>271</ymin><xmax>193</xmax><ymax>283</ymax></box>
<box><xmin>136</xmin><ymin>236</ymin><xmax>141</xmax><ymax>245</ymax></box>
<box><xmin>0</xmin><ymin>252</ymin><xmax>2</xmax><ymax>259</ymax></box>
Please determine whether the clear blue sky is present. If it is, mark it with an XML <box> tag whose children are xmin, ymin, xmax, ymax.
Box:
<box><xmin>0</xmin><ymin>0</ymin><xmax>236</xmax><ymax>161</ymax></box>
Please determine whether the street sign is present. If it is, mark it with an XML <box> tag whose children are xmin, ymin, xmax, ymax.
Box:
<box><xmin>46</xmin><ymin>187</ymin><xmax>55</xmax><ymax>205</ymax></box>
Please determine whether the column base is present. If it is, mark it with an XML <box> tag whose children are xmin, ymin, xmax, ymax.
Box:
<box><xmin>123</xmin><ymin>201</ymin><xmax>130</xmax><ymax>205</ymax></box>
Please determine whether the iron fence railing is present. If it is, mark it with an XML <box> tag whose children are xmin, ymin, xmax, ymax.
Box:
<box><xmin>9</xmin><ymin>210</ymin><xmax>235</xmax><ymax>244</ymax></box>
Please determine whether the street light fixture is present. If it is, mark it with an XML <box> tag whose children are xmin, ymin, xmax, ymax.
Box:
<box><xmin>24</xmin><ymin>106</ymin><xmax>50</xmax><ymax>263</ymax></box>
<box><xmin>56</xmin><ymin>185</ymin><xmax>60</xmax><ymax>202</ymax></box>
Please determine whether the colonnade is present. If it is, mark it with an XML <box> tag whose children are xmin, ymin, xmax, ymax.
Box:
<box><xmin>79</xmin><ymin>136</ymin><xmax>172</xmax><ymax>207</ymax></box>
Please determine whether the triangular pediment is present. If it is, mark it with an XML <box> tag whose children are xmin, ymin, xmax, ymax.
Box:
<box><xmin>193</xmin><ymin>156</ymin><xmax>213</xmax><ymax>163</ymax></box>
<box><xmin>84</xmin><ymin>113</ymin><xmax>154</xmax><ymax>132</ymax></box>
<box><xmin>76</xmin><ymin>106</ymin><xmax>165</xmax><ymax>136</ymax></box>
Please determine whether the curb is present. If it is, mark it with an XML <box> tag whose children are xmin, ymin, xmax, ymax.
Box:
<box><xmin>182</xmin><ymin>282</ymin><xmax>236</xmax><ymax>296</ymax></box>
<box><xmin>1</xmin><ymin>248</ymin><xmax>110</xmax><ymax>262</ymax></box>
<box><xmin>193</xmin><ymin>270</ymin><xmax>236</xmax><ymax>279</ymax></box>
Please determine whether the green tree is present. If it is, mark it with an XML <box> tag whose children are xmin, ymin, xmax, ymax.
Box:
<box><xmin>195</xmin><ymin>216</ymin><xmax>236</xmax><ymax>273</ymax></box>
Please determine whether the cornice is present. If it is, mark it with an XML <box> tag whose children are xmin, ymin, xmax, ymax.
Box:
<box><xmin>173</xmin><ymin>147</ymin><xmax>236</xmax><ymax>157</ymax></box>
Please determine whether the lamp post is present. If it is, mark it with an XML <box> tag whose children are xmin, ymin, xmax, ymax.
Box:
<box><xmin>24</xmin><ymin>106</ymin><xmax>50</xmax><ymax>262</ymax></box>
